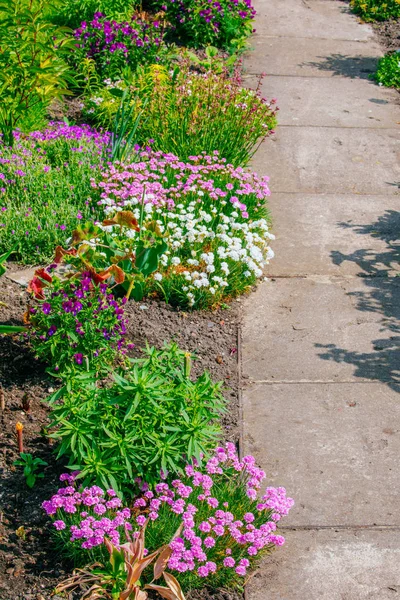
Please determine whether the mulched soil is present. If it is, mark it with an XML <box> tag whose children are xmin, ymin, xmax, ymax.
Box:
<box><xmin>372</xmin><ymin>19</ymin><xmax>400</xmax><ymax>52</ymax></box>
<box><xmin>0</xmin><ymin>275</ymin><xmax>242</xmax><ymax>600</ymax></box>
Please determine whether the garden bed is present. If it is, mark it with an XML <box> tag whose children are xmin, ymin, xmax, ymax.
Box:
<box><xmin>0</xmin><ymin>275</ymin><xmax>242</xmax><ymax>599</ymax></box>
<box><xmin>373</xmin><ymin>19</ymin><xmax>400</xmax><ymax>52</ymax></box>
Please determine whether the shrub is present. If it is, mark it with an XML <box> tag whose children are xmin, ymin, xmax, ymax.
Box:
<box><xmin>151</xmin><ymin>0</ymin><xmax>256</xmax><ymax>50</ymax></box>
<box><xmin>43</xmin><ymin>444</ymin><xmax>294</xmax><ymax>592</ymax></box>
<box><xmin>84</xmin><ymin>150</ymin><xmax>274</xmax><ymax>309</ymax></box>
<box><xmin>47</xmin><ymin>343</ymin><xmax>226</xmax><ymax>492</ymax></box>
<box><xmin>73</xmin><ymin>13</ymin><xmax>170</xmax><ymax>82</ymax></box>
<box><xmin>27</xmin><ymin>270</ymin><xmax>131</xmax><ymax>375</ymax></box>
<box><xmin>84</xmin><ymin>65</ymin><xmax>277</xmax><ymax>165</ymax></box>
<box><xmin>350</xmin><ymin>0</ymin><xmax>400</xmax><ymax>21</ymax></box>
<box><xmin>0</xmin><ymin>123</ymin><xmax>109</xmax><ymax>263</ymax></box>
<box><xmin>51</xmin><ymin>0</ymin><xmax>140</xmax><ymax>28</ymax></box>
<box><xmin>0</xmin><ymin>0</ymin><xmax>74</xmax><ymax>147</ymax></box>
<box><xmin>374</xmin><ymin>51</ymin><xmax>400</xmax><ymax>88</ymax></box>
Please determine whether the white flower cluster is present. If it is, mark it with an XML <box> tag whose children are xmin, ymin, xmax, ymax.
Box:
<box><xmin>97</xmin><ymin>193</ymin><xmax>275</xmax><ymax>308</ymax></box>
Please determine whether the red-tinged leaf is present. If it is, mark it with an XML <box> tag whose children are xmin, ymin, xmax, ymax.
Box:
<box><xmin>34</xmin><ymin>268</ymin><xmax>52</xmax><ymax>283</ymax></box>
<box><xmin>144</xmin><ymin>584</ymin><xmax>177</xmax><ymax>600</ymax></box>
<box><xmin>103</xmin><ymin>211</ymin><xmax>140</xmax><ymax>231</ymax></box>
<box><xmin>108</xmin><ymin>264</ymin><xmax>125</xmax><ymax>284</ymax></box>
<box><xmin>135</xmin><ymin>589</ymin><xmax>148</xmax><ymax>600</ymax></box>
<box><xmin>163</xmin><ymin>572</ymin><xmax>186</xmax><ymax>600</ymax></box>
<box><xmin>129</xmin><ymin>550</ymin><xmax>161</xmax><ymax>584</ymax></box>
<box><xmin>27</xmin><ymin>276</ymin><xmax>45</xmax><ymax>299</ymax></box>
<box><xmin>54</xmin><ymin>245</ymin><xmax>77</xmax><ymax>264</ymax></box>
<box><xmin>153</xmin><ymin>545</ymin><xmax>172</xmax><ymax>581</ymax></box>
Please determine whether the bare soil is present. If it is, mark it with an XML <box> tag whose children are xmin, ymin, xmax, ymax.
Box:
<box><xmin>0</xmin><ymin>275</ymin><xmax>242</xmax><ymax>600</ymax></box>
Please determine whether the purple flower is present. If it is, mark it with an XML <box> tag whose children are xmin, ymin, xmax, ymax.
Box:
<box><xmin>42</xmin><ymin>302</ymin><xmax>51</xmax><ymax>315</ymax></box>
<box><xmin>74</xmin><ymin>353</ymin><xmax>84</xmax><ymax>365</ymax></box>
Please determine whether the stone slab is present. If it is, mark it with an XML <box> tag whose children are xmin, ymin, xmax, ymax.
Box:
<box><xmin>242</xmin><ymin>277</ymin><xmax>400</xmax><ymax>385</ymax></box>
<box><xmin>5</xmin><ymin>267</ymin><xmax>38</xmax><ymax>287</ymax></box>
<box><xmin>245</xmin><ymin>36</ymin><xmax>382</xmax><ymax>77</ymax></box>
<box><xmin>244</xmin><ymin>75</ymin><xmax>399</xmax><ymax>128</ymax></box>
<box><xmin>243</xmin><ymin>382</ymin><xmax>400</xmax><ymax>526</ymax></box>
<box><xmin>267</xmin><ymin>194</ymin><xmax>400</xmax><ymax>277</ymax></box>
<box><xmin>248</xmin><ymin>529</ymin><xmax>400</xmax><ymax>600</ymax></box>
<box><xmin>252</xmin><ymin>127</ymin><xmax>400</xmax><ymax>195</ymax></box>
<box><xmin>252</xmin><ymin>0</ymin><xmax>373</xmax><ymax>41</ymax></box>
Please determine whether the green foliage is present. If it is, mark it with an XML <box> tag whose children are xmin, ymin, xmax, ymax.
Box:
<box><xmin>13</xmin><ymin>452</ymin><xmax>48</xmax><ymax>488</ymax></box>
<box><xmin>0</xmin><ymin>124</ymin><xmax>107</xmax><ymax>264</ymax></box>
<box><xmin>374</xmin><ymin>51</ymin><xmax>400</xmax><ymax>88</ymax></box>
<box><xmin>108</xmin><ymin>90</ymin><xmax>143</xmax><ymax>163</ymax></box>
<box><xmin>50</xmin><ymin>0</ymin><xmax>140</xmax><ymax>28</ymax></box>
<box><xmin>84</xmin><ymin>64</ymin><xmax>278</xmax><ymax>166</ymax></box>
<box><xmin>0</xmin><ymin>0</ymin><xmax>75</xmax><ymax>146</ymax></box>
<box><xmin>151</xmin><ymin>0</ymin><xmax>256</xmax><ymax>51</ymax></box>
<box><xmin>53</xmin><ymin>215</ymin><xmax>168</xmax><ymax>302</ymax></box>
<box><xmin>28</xmin><ymin>271</ymin><xmax>130</xmax><ymax>375</ymax></box>
<box><xmin>350</xmin><ymin>0</ymin><xmax>400</xmax><ymax>21</ymax></box>
<box><xmin>47</xmin><ymin>343</ymin><xmax>226</xmax><ymax>493</ymax></box>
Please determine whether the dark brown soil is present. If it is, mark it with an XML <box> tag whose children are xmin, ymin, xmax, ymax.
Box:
<box><xmin>373</xmin><ymin>19</ymin><xmax>400</xmax><ymax>52</ymax></box>
<box><xmin>0</xmin><ymin>276</ymin><xmax>242</xmax><ymax>600</ymax></box>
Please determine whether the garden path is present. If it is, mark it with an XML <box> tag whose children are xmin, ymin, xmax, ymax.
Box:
<box><xmin>241</xmin><ymin>1</ymin><xmax>400</xmax><ymax>598</ymax></box>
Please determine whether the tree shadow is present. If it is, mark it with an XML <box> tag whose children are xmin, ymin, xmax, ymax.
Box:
<box><xmin>301</xmin><ymin>54</ymin><xmax>379</xmax><ymax>79</ymax></box>
<box><xmin>316</xmin><ymin>210</ymin><xmax>400</xmax><ymax>392</ymax></box>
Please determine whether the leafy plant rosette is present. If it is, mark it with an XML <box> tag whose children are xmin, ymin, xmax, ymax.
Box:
<box><xmin>46</xmin><ymin>343</ymin><xmax>226</xmax><ymax>493</ymax></box>
<box><xmin>151</xmin><ymin>0</ymin><xmax>256</xmax><ymax>50</ymax></box>
<box><xmin>43</xmin><ymin>444</ymin><xmax>294</xmax><ymax>593</ymax></box>
<box><xmin>65</xmin><ymin>150</ymin><xmax>274</xmax><ymax>309</ymax></box>
<box><xmin>26</xmin><ymin>267</ymin><xmax>132</xmax><ymax>375</ymax></box>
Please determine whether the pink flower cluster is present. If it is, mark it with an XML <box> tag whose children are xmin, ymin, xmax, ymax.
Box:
<box><xmin>132</xmin><ymin>443</ymin><xmax>294</xmax><ymax>580</ymax></box>
<box><xmin>43</xmin><ymin>446</ymin><xmax>293</xmax><ymax>584</ymax></box>
<box><xmin>42</xmin><ymin>473</ymin><xmax>131</xmax><ymax>549</ymax></box>
<box><xmin>92</xmin><ymin>150</ymin><xmax>270</xmax><ymax>219</ymax></box>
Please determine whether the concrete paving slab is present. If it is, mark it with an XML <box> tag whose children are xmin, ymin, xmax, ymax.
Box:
<box><xmin>267</xmin><ymin>194</ymin><xmax>400</xmax><ymax>277</ymax></box>
<box><xmin>252</xmin><ymin>0</ymin><xmax>373</xmax><ymax>41</ymax></box>
<box><xmin>242</xmin><ymin>277</ymin><xmax>400</xmax><ymax>385</ymax></box>
<box><xmin>243</xmin><ymin>382</ymin><xmax>400</xmax><ymax>526</ymax></box>
<box><xmin>245</xmin><ymin>75</ymin><xmax>399</xmax><ymax>128</ymax></box>
<box><xmin>248</xmin><ymin>529</ymin><xmax>400</xmax><ymax>600</ymax></box>
<box><xmin>252</xmin><ymin>127</ymin><xmax>400</xmax><ymax>195</ymax></box>
<box><xmin>245</xmin><ymin>36</ymin><xmax>383</xmax><ymax>77</ymax></box>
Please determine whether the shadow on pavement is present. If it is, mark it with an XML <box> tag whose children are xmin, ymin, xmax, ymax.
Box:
<box><xmin>301</xmin><ymin>53</ymin><xmax>379</xmax><ymax>79</ymax></box>
<box><xmin>316</xmin><ymin>210</ymin><xmax>400</xmax><ymax>392</ymax></box>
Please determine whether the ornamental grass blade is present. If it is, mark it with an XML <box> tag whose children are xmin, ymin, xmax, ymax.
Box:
<box><xmin>129</xmin><ymin>549</ymin><xmax>161</xmax><ymax>585</ymax></box>
<box><xmin>163</xmin><ymin>572</ymin><xmax>187</xmax><ymax>600</ymax></box>
<box><xmin>153</xmin><ymin>545</ymin><xmax>172</xmax><ymax>580</ymax></box>
<box><xmin>144</xmin><ymin>583</ymin><xmax>177</xmax><ymax>600</ymax></box>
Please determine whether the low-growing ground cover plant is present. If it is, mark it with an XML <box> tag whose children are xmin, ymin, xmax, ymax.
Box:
<box><xmin>350</xmin><ymin>0</ymin><xmax>400</xmax><ymax>21</ymax></box>
<box><xmin>73</xmin><ymin>13</ymin><xmax>170</xmax><ymax>82</ymax></box>
<box><xmin>43</xmin><ymin>444</ymin><xmax>294</xmax><ymax>593</ymax></box>
<box><xmin>375</xmin><ymin>50</ymin><xmax>400</xmax><ymax>88</ymax></box>
<box><xmin>151</xmin><ymin>0</ymin><xmax>256</xmax><ymax>51</ymax></box>
<box><xmin>0</xmin><ymin>123</ymin><xmax>109</xmax><ymax>262</ymax></box>
<box><xmin>84</xmin><ymin>65</ymin><xmax>277</xmax><ymax>166</ymax></box>
<box><xmin>85</xmin><ymin>150</ymin><xmax>274</xmax><ymax>309</ymax></box>
<box><xmin>27</xmin><ymin>269</ymin><xmax>131</xmax><ymax>374</ymax></box>
<box><xmin>47</xmin><ymin>343</ymin><xmax>226</xmax><ymax>492</ymax></box>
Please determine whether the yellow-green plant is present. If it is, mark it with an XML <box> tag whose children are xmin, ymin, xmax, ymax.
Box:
<box><xmin>0</xmin><ymin>0</ymin><xmax>75</xmax><ymax>146</ymax></box>
<box><xmin>350</xmin><ymin>0</ymin><xmax>400</xmax><ymax>21</ymax></box>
